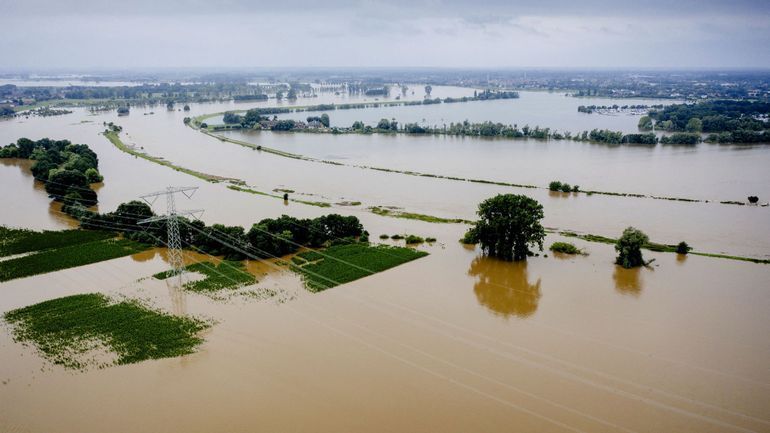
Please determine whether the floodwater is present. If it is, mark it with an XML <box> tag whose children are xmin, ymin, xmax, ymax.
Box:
<box><xmin>2</xmin><ymin>227</ymin><xmax>770</xmax><ymax>433</ymax></box>
<box><xmin>1</xmin><ymin>86</ymin><xmax>770</xmax><ymax>433</ymax></box>
<box><xmin>273</xmin><ymin>90</ymin><xmax>677</xmax><ymax>133</ymax></box>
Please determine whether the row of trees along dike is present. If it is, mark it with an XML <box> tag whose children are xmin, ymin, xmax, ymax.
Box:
<box><xmin>461</xmin><ymin>194</ymin><xmax>685</xmax><ymax>268</ymax></box>
<box><xmin>640</xmin><ymin>100</ymin><xmax>770</xmax><ymax>144</ymax></box>
<box><xmin>218</xmin><ymin>109</ymin><xmax>663</xmax><ymax>145</ymax></box>
<box><xmin>63</xmin><ymin>199</ymin><xmax>369</xmax><ymax>260</ymax></box>
<box><xmin>0</xmin><ymin>138</ymin><xmax>103</xmax><ymax>206</ymax></box>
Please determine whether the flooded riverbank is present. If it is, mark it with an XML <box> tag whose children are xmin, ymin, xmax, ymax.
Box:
<box><xmin>2</xmin><ymin>84</ymin><xmax>770</xmax><ymax>433</ymax></box>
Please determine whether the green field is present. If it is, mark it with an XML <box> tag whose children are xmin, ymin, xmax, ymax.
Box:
<box><xmin>0</xmin><ymin>226</ymin><xmax>116</xmax><ymax>257</ymax></box>
<box><xmin>0</xmin><ymin>238</ymin><xmax>148</xmax><ymax>282</ymax></box>
<box><xmin>155</xmin><ymin>261</ymin><xmax>256</xmax><ymax>293</ymax></box>
<box><xmin>292</xmin><ymin>243</ymin><xmax>428</xmax><ymax>292</ymax></box>
<box><xmin>4</xmin><ymin>293</ymin><xmax>209</xmax><ymax>369</ymax></box>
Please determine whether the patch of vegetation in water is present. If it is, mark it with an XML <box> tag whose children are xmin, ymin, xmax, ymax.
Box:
<box><xmin>0</xmin><ymin>238</ymin><xmax>148</xmax><ymax>282</ymax></box>
<box><xmin>405</xmin><ymin>235</ymin><xmax>425</xmax><ymax>244</ymax></box>
<box><xmin>3</xmin><ymin>293</ymin><xmax>209</xmax><ymax>370</ymax></box>
<box><xmin>549</xmin><ymin>242</ymin><xmax>584</xmax><ymax>255</ymax></box>
<box><xmin>292</xmin><ymin>243</ymin><xmax>428</xmax><ymax>292</ymax></box>
<box><xmin>154</xmin><ymin>261</ymin><xmax>256</xmax><ymax>293</ymax></box>
<box><xmin>0</xmin><ymin>226</ymin><xmax>115</xmax><ymax>257</ymax></box>
<box><xmin>369</xmin><ymin>206</ymin><xmax>470</xmax><ymax>224</ymax></box>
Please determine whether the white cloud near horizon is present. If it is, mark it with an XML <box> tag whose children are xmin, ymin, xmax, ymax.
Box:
<box><xmin>0</xmin><ymin>0</ymin><xmax>768</xmax><ymax>69</ymax></box>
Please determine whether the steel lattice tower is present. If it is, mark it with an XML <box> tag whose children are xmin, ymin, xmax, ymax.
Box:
<box><xmin>138</xmin><ymin>187</ymin><xmax>202</xmax><ymax>282</ymax></box>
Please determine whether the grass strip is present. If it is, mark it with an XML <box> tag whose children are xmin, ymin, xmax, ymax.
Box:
<box><xmin>0</xmin><ymin>226</ymin><xmax>115</xmax><ymax>257</ymax></box>
<box><xmin>227</xmin><ymin>185</ymin><xmax>331</xmax><ymax>207</ymax></box>
<box><xmin>4</xmin><ymin>293</ymin><xmax>209</xmax><ymax>369</ymax></box>
<box><xmin>369</xmin><ymin>206</ymin><xmax>471</xmax><ymax>224</ymax></box>
<box><xmin>0</xmin><ymin>238</ymin><xmax>148</xmax><ymax>282</ymax></box>
<box><xmin>292</xmin><ymin>243</ymin><xmax>428</xmax><ymax>292</ymax></box>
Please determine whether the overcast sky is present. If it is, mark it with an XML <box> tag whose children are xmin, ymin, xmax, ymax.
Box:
<box><xmin>1</xmin><ymin>0</ymin><xmax>769</xmax><ymax>70</ymax></box>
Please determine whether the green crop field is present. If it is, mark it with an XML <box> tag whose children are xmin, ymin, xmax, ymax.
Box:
<box><xmin>292</xmin><ymin>243</ymin><xmax>428</xmax><ymax>292</ymax></box>
<box><xmin>0</xmin><ymin>226</ymin><xmax>116</xmax><ymax>257</ymax></box>
<box><xmin>0</xmin><ymin>238</ymin><xmax>147</xmax><ymax>282</ymax></box>
<box><xmin>4</xmin><ymin>293</ymin><xmax>209</xmax><ymax>370</ymax></box>
<box><xmin>155</xmin><ymin>261</ymin><xmax>256</xmax><ymax>293</ymax></box>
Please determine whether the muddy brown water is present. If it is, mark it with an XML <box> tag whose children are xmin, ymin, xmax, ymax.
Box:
<box><xmin>1</xmin><ymin>89</ymin><xmax>770</xmax><ymax>432</ymax></box>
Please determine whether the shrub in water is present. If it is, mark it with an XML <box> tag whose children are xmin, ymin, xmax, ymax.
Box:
<box><xmin>405</xmin><ymin>235</ymin><xmax>424</xmax><ymax>244</ymax></box>
<box><xmin>549</xmin><ymin>242</ymin><xmax>582</xmax><ymax>255</ymax></box>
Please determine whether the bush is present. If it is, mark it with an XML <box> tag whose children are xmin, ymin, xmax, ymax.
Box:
<box><xmin>548</xmin><ymin>181</ymin><xmax>562</xmax><ymax>191</ymax></box>
<box><xmin>560</xmin><ymin>183</ymin><xmax>572</xmax><ymax>193</ymax></box>
<box><xmin>425</xmin><ymin>237</ymin><xmax>437</xmax><ymax>243</ymax></box>
<box><xmin>676</xmin><ymin>241</ymin><xmax>691</xmax><ymax>255</ymax></box>
<box><xmin>572</xmin><ymin>185</ymin><xmax>580</xmax><ymax>192</ymax></box>
<box><xmin>405</xmin><ymin>235</ymin><xmax>424</xmax><ymax>244</ymax></box>
<box><xmin>615</xmin><ymin>227</ymin><xmax>649</xmax><ymax>268</ymax></box>
<box><xmin>391</xmin><ymin>234</ymin><xmax>404</xmax><ymax>240</ymax></box>
<box><xmin>379</xmin><ymin>234</ymin><xmax>390</xmax><ymax>239</ymax></box>
<box><xmin>549</xmin><ymin>242</ymin><xmax>582</xmax><ymax>255</ymax></box>
<box><xmin>748</xmin><ymin>196</ymin><xmax>759</xmax><ymax>204</ymax></box>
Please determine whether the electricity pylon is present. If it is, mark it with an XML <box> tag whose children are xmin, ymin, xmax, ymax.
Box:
<box><xmin>138</xmin><ymin>187</ymin><xmax>202</xmax><ymax>284</ymax></box>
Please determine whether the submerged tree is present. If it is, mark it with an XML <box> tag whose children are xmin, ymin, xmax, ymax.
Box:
<box><xmin>463</xmin><ymin>194</ymin><xmax>545</xmax><ymax>261</ymax></box>
<box><xmin>615</xmin><ymin>227</ymin><xmax>649</xmax><ymax>268</ymax></box>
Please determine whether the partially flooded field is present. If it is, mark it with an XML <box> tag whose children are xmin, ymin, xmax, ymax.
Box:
<box><xmin>1</xmin><ymin>85</ymin><xmax>770</xmax><ymax>433</ymax></box>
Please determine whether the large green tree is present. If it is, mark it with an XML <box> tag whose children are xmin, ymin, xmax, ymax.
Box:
<box><xmin>463</xmin><ymin>194</ymin><xmax>545</xmax><ymax>261</ymax></box>
<box><xmin>615</xmin><ymin>227</ymin><xmax>649</xmax><ymax>268</ymax></box>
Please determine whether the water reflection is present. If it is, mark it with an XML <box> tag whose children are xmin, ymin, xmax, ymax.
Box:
<box><xmin>468</xmin><ymin>256</ymin><xmax>541</xmax><ymax>319</ymax></box>
<box><xmin>613</xmin><ymin>266</ymin><xmax>643</xmax><ymax>297</ymax></box>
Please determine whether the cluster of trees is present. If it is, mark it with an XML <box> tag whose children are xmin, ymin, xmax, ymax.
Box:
<box><xmin>340</xmin><ymin>118</ymin><xmax>658</xmax><ymax>145</ymax></box>
<box><xmin>306</xmin><ymin>114</ymin><xmax>330</xmax><ymax>127</ymax></box>
<box><xmin>578</xmin><ymin>104</ymin><xmax>660</xmax><ymax>114</ymax></box>
<box><xmin>473</xmin><ymin>90</ymin><xmax>520</xmax><ymax>100</ymax></box>
<box><xmin>0</xmin><ymin>138</ymin><xmax>102</xmax><ymax>205</ymax></box>
<box><xmin>223</xmin><ymin>111</ymin><xmax>243</xmax><ymax>124</ymax></box>
<box><xmin>659</xmin><ymin>133</ymin><xmax>701</xmax><ymax>145</ymax></box>
<box><xmin>376</xmin><ymin>118</ymin><xmax>399</xmax><ymax>131</ymax></box>
<box><xmin>233</xmin><ymin>94</ymin><xmax>268</xmax><ymax>101</ymax></box>
<box><xmin>548</xmin><ymin>181</ymin><xmax>579</xmax><ymax>193</ymax></box>
<box><xmin>65</xmin><ymin>200</ymin><xmax>366</xmax><ymax>260</ymax></box>
<box><xmin>646</xmin><ymin>100</ymin><xmax>769</xmax><ymax>143</ymax></box>
<box><xmin>704</xmin><ymin>130</ymin><xmax>769</xmax><ymax>144</ymax></box>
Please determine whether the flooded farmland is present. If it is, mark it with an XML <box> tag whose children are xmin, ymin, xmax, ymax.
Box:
<box><xmin>1</xmin><ymin>85</ymin><xmax>770</xmax><ymax>433</ymax></box>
